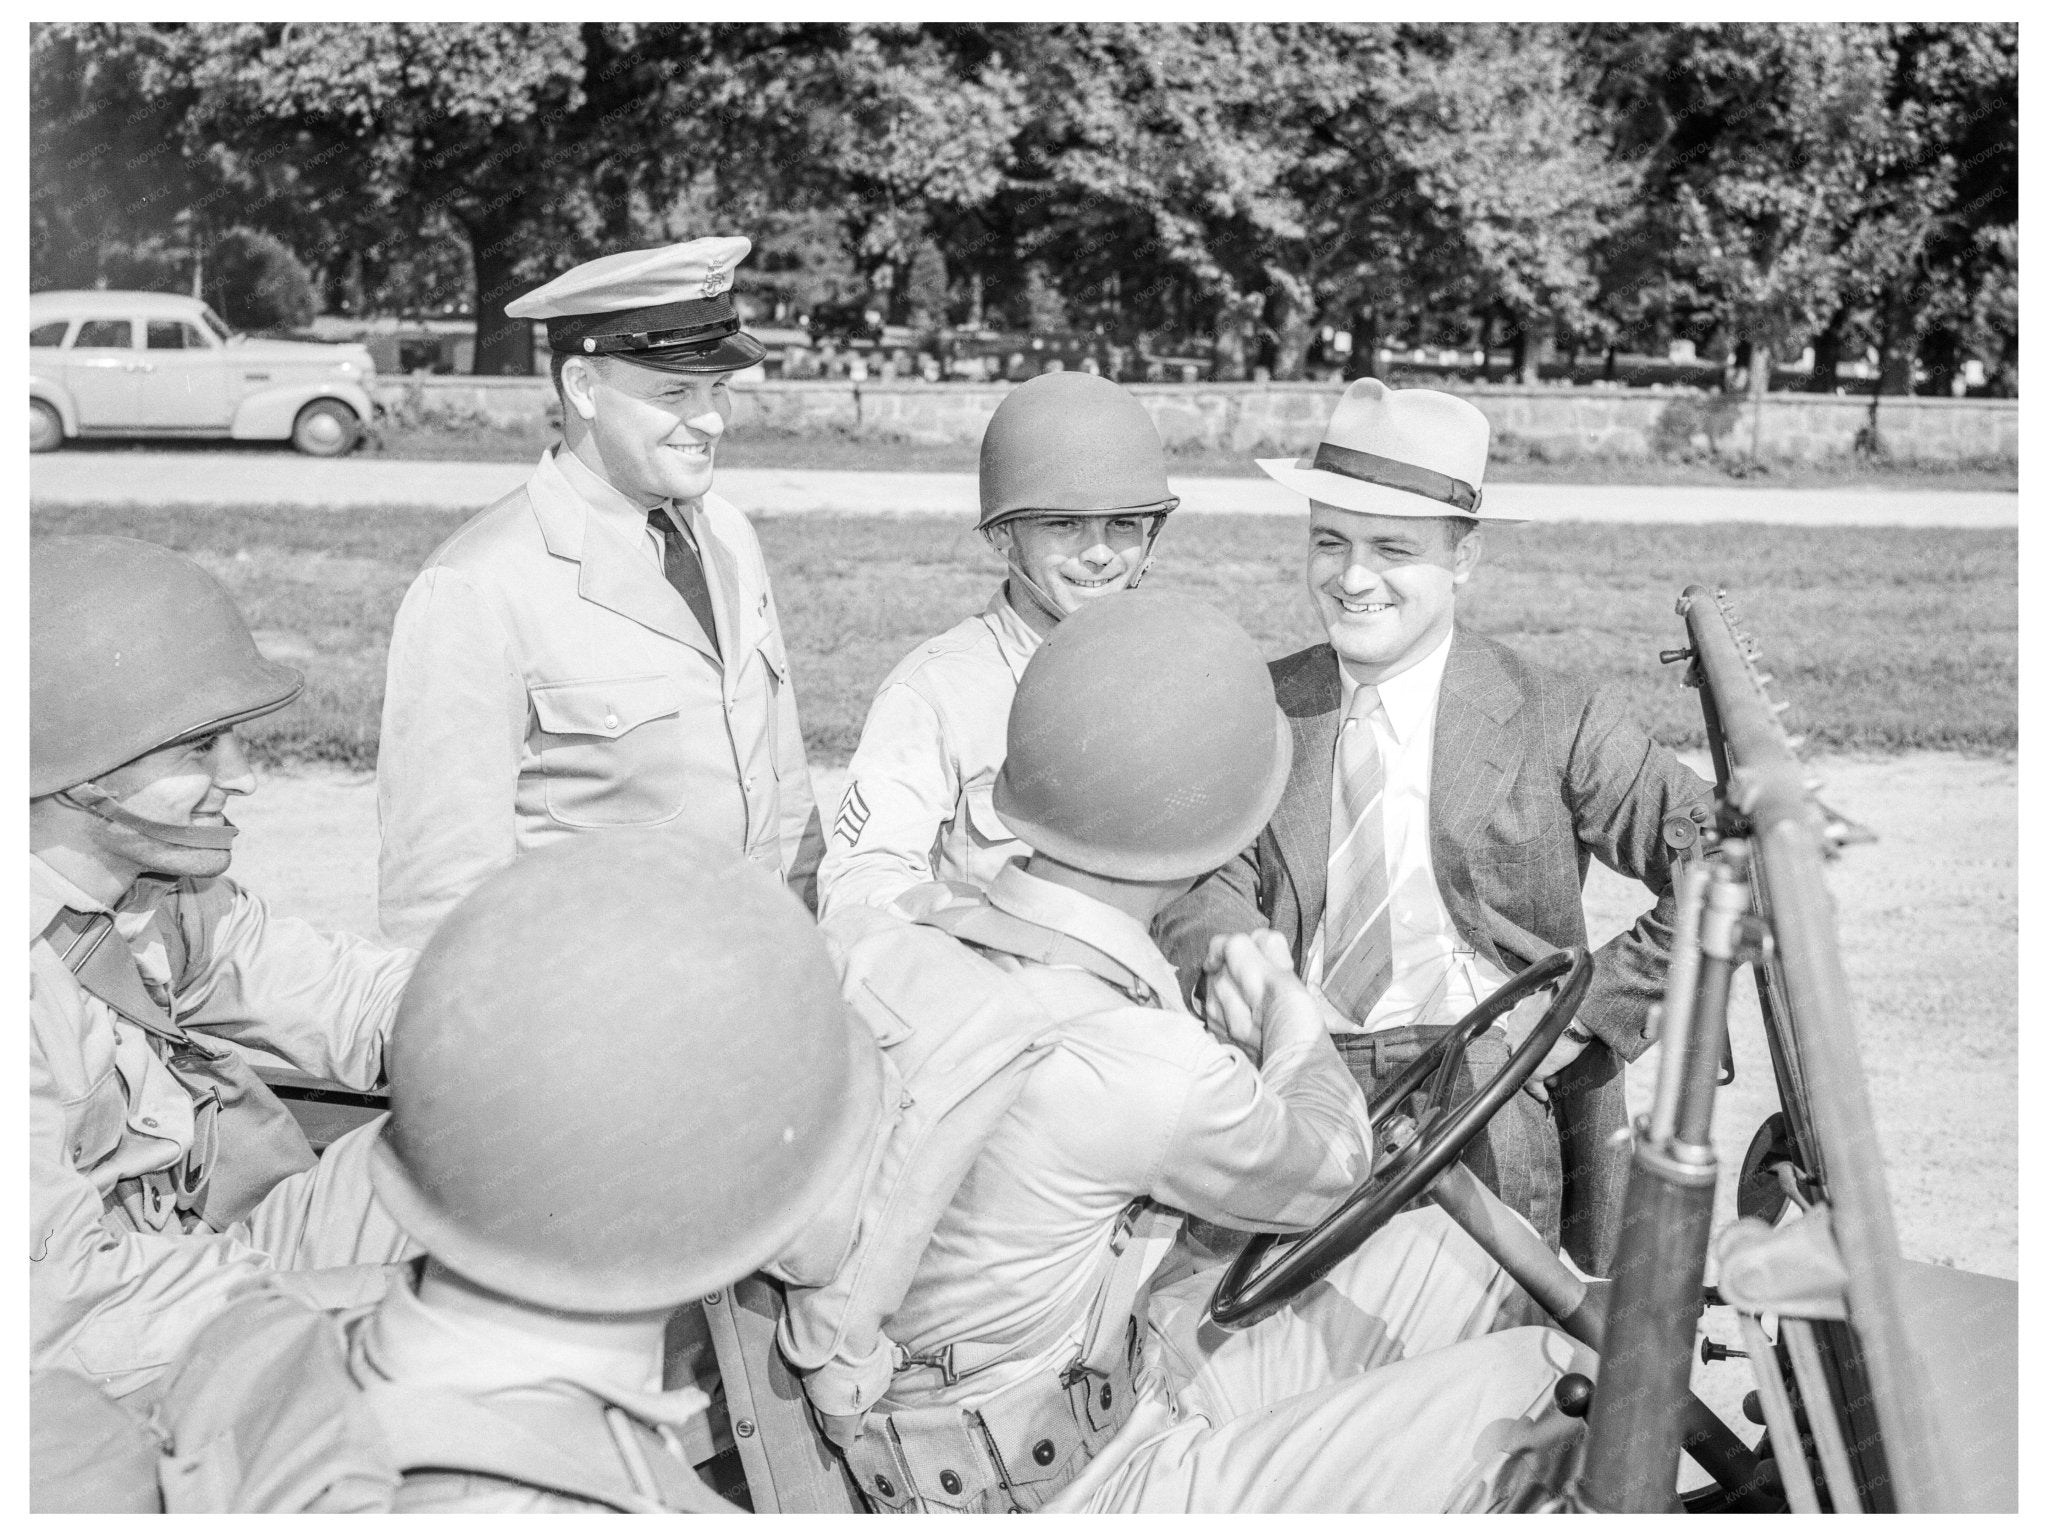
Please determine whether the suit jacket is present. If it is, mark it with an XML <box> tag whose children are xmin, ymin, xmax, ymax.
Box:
<box><xmin>377</xmin><ymin>450</ymin><xmax>822</xmax><ymax>946</ymax></box>
<box><xmin>1155</xmin><ymin>627</ymin><xmax>1713</xmax><ymax>1271</ymax></box>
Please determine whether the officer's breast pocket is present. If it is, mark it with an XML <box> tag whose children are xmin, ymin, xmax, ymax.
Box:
<box><xmin>529</xmin><ymin>673</ymin><xmax>688</xmax><ymax>828</ymax></box>
<box><xmin>62</xmin><ymin>1068</ymin><xmax>129</xmax><ymax>1176</ymax></box>
<box><xmin>962</xmin><ymin>779</ymin><xmax>1015</xmax><ymax>849</ymax></box>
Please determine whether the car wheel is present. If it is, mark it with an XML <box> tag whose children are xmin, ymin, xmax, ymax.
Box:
<box><xmin>291</xmin><ymin>399</ymin><xmax>361</xmax><ymax>457</ymax></box>
<box><xmin>30</xmin><ymin>398</ymin><xmax>63</xmax><ymax>454</ymax></box>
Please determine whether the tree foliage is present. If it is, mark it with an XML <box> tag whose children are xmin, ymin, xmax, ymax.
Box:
<box><xmin>30</xmin><ymin>21</ymin><xmax>2016</xmax><ymax>391</ymax></box>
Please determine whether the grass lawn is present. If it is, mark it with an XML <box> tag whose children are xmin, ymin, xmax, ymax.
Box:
<box><xmin>33</xmin><ymin>503</ymin><xmax>2016</xmax><ymax>769</ymax></box>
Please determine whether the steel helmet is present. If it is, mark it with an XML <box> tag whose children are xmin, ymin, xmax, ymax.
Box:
<box><xmin>977</xmin><ymin>372</ymin><xmax>1178</xmax><ymax>530</ymax></box>
<box><xmin>370</xmin><ymin>829</ymin><xmax>886</xmax><ymax>1314</ymax></box>
<box><xmin>993</xmin><ymin>590</ymin><xmax>1292</xmax><ymax>882</ymax></box>
<box><xmin>31</xmin><ymin>536</ymin><xmax>301</xmax><ymax>799</ymax></box>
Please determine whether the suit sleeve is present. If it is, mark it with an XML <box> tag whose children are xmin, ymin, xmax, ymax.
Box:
<box><xmin>376</xmin><ymin>565</ymin><xmax>527</xmax><ymax>947</ymax></box>
<box><xmin>1152</xmin><ymin>840</ymin><xmax>1269</xmax><ymax>1009</ymax></box>
<box><xmin>1565</xmin><ymin>684</ymin><xmax>1715</xmax><ymax>1059</ymax></box>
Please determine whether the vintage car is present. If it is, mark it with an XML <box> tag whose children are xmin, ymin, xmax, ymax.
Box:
<box><xmin>30</xmin><ymin>289</ymin><xmax>377</xmax><ymax>456</ymax></box>
<box><xmin>255</xmin><ymin>587</ymin><xmax>2016</xmax><ymax>1514</ymax></box>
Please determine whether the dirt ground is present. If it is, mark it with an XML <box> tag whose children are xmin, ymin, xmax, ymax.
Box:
<box><xmin>234</xmin><ymin>748</ymin><xmax>2016</xmax><ymax>1293</ymax></box>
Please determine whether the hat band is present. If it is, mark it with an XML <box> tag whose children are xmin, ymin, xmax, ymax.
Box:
<box><xmin>547</xmin><ymin>295</ymin><xmax>739</xmax><ymax>355</ymax></box>
<box><xmin>1311</xmin><ymin>441</ymin><xmax>1483</xmax><ymax>514</ymax></box>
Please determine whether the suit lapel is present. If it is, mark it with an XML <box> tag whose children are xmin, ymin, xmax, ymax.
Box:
<box><xmin>1270</xmin><ymin>646</ymin><xmax>1342</xmax><ymax>945</ymax></box>
<box><xmin>1430</xmin><ymin>628</ymin><xmax>1528</xmax><ymax>948</ymax></box>
<box><xmin>689</xmin><ymin>503</ymin><xmax>744</xmax><ymax>667</ymax></box>
<box><xmin>527</xmin><ymin>452</ymin><xmax>722</xmax><ymax>662</ymax></box>
<box><xmin>575</xmin><ymin>505</ymin><xmax>721</xmax><ymax>663</ymax></box>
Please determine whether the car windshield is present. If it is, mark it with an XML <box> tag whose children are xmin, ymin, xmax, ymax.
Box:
<box><xmin>199</xmin><ymin>305</ymin><xmax>234</xmax><ymax>342</ymax></box>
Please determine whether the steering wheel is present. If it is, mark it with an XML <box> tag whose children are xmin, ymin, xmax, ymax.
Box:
<box><xmin>1208</xmin><ymin>946</ymin><xmax>1594</xmax><ymax>1331</ymax></box>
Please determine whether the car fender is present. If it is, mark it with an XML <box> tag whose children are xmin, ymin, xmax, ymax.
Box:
<box><xmin>31</xmin><ymin>370</ymin><xmax>77</xmax><ymax>436</ymax></box>
<box><xmin>229</xmin><ymin>379</ymin><xmax>376</xmax><ymax>440</ymax></box>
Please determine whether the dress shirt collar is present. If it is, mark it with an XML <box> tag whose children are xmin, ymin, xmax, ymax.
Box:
<box><xmin>985</xmin><ymin>862</ymin><xmax>1188</xmax><ymax>1012</ymax></box>
<box><xmin>981</xmin><ymin>585</ymin><xmax>1044</xmax><ymax>683</ymax></box>
<box><xmin>1336</xmin><ymin>626</ymin><xmax>1455</xmax><ymax>746</ymax></box>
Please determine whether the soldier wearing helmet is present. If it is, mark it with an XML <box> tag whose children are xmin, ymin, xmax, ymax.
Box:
<box><xmin>148</xmin><ymin>832</ymin><xmax>887</xmax><ymax>1513</ymax></box>
<box><xmin>803</xmin><ymin>591</ymin><xmax>1590</xmax><ymax>1513</ymax></box>
<box><xmin>815</xmin><ymin>371</ymin><xmax>1177</xmax><ymax>920</ymax></box>
<box><xmin>29</xmin><ymin>535</ymin><xmax>418</xmax><ymax>1401</ymax></box>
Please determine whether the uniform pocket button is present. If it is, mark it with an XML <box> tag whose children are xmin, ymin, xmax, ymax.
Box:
<box><xmin>603</xmin><ymin>713</ymin><xmax>619</xmax><ymax>730</ymax></box>
<box><xmin>874</xmin><ymin>1474</ymin><xmax>896</xmax><ymax>1498</ymax></box>
<box><xmin>938</xmin><ymin>1470</ymin><xmax>962</xmax><ymax>1496</ymax></box>
<box><xmin>1032</xmin><ymin>1439</ymin><xmax>1056</xmax><ymax>1466</ymax></box>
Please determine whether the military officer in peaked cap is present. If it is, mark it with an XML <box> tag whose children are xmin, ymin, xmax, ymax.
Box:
<box><xmin>377</xmin><ymin>236</ymin><xmax>826</xmax><ymax>946</ymax></box>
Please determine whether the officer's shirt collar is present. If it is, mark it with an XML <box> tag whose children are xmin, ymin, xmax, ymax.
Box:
<box><xmin>985</xmin><ymin>862</ymin><xmax>1189</xmax><ymax>1013</ymax></box>
<box><xmin>547</xmin><ymin>445</ymin><xmax>699</xmax><ymax>548</ymax></box>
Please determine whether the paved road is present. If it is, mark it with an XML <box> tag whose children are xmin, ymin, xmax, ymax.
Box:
<box><xmin>31</xmin><ymin>450</ymin><xmax>2018</xmax><ymax>526</ymax></box>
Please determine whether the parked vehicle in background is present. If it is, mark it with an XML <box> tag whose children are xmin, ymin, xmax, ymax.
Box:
<box><xmin>30</xmin><ymin>290</ymin><xmax>377</xmax><ymax>456</ymax></box>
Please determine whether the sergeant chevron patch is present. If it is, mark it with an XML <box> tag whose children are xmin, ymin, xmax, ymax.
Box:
<box><xmin>833</xmin><ymin>783</ymin><xmax>872</xmax><ymax>846</ymax></box>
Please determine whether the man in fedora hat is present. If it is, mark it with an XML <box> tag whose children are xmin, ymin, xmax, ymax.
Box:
<box><xmin>1157</xmin><ymin>380</ymin><xmax>1712</xmax><ymax>1274</ymax></box>
<box><xmin>377</xmin><ymin>236</ymin><xmax>824</xmax><ymax>948</ymax></box>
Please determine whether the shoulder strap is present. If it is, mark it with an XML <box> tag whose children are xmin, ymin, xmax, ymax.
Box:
<box><xmin>45</xmin><ymin>907</ymin><xmax>185</xmax><ymax>1043</ymax></box>
<box><xmin>918</xmin><ymin>901</ymin><xmax>1151</xmax><ymax>1004</ymax></box>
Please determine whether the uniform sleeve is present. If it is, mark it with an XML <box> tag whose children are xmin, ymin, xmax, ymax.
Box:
<box><xmin>1564</xmin><ymin>683</ymin><xmax>1717</xmax><ymax>1058</ymax></box>
<box><xmin>765</xmin><ymin>578</ymin><xmax>825</xmax><ymax>913</ymax></box>
<box><xmin>815</xmin><ymin>682</ymin><xmax>958</xmax><ymax>922</ymax></box>
<box><xmin>1143</xmin><ymin>1005</ymin><xmax>1373</xmax><ymax>1232</ymax></box>
<box><xmin>173</xmin><ymin>883</ymin><xmax>414</xmax><ymax>1092</ymax></box>
<box><xmin>31</xmin><ymin>1043</ymin><xmax>278</xmax><ymax>1397</ymax></box>
<box><xmin>376</xmin><ymin>565</ymin><xmax>527</xmax><ymax>948</ymax></box>
<box><xmin>1153</xmin><ymin>841</ymin><xmax>1269</xmax><ymax>1009</ymax></box>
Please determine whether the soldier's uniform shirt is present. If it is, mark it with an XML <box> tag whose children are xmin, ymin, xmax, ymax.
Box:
<box><xmin>377</xmin><ymin>447</ymin><xmax>821</xmax><ymax>945</ymax></box>
<box><xmin>816</xmin><ymin>586</ymin><xmax>1037</xmax><ymax>920</ymax></box>
<box><xmin>345</xmin><ymin>1279</ymin><xmax>732</xmax><ymax>1513</ymax></box>
<box><xmin>30</xmin><ymin>854</ymin><xmax>415</xmax><ymax>1396</ymax></box>
<box><xmin>820</xmin><ymin>863</ymin><xmax>1590</xmax><ymax>1512</ymax></box>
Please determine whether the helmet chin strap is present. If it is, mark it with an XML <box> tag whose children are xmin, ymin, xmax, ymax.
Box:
<box><xmin>56</xmin><ymin>782</ymin><xmax>240</xmax><ymax>851</ymax></box>
<box><xmin>995</xmin><ymin>514</ymin><xmax>1173</xmax><ymax>627</ymax></box>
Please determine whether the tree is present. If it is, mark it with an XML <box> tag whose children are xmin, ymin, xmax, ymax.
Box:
<box><xmin>182</xmin><ymin>23</ymin><xmax>732</xmax><ymax>373</ymax></box>
<box><xmin>203</xmin><ymin>228</ymin><xmax>318</xmax><ymax>330</ymax></box>
<box><xmin>1380</xmin><ymin>25</ymin><xmax>1640</xmax><ymax>384</ymax></box>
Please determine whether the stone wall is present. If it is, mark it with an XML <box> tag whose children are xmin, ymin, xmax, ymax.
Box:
<box><xmin>374</xmin><ymin>376</ymin><xmax>2017</xmax><ymax>467</ymax></box>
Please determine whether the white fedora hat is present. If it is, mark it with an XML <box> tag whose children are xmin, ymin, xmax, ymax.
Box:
<box><xmin>1257</xmin><ymin>379</ymin><xmax>1523</xmax><ymax>523</ymax></box>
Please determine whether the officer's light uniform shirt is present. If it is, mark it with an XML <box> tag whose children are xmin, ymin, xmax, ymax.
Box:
<box><xmin>1304</xmin><ymin>630</ymin><xmax>1511</xmax><ymax>1032</ymax></box>
<box><xmin>378</xmin><ymin>447</ymin><xmax>819</xmax><ymax>944</ymax></box>
<box><xmin>827</xmin><ymin>864</ymin><xmax>1373</xmax><ymax>1414</ymax></box>
<box><xmin>29</xmin><ymin>854</ymin><xmax>409</xmax><ymax>1393</ymax></box>
<box><xmin>816</xmin><ymin>586</ymin><xmax>1038</xmax><ymax>920</ymax></box>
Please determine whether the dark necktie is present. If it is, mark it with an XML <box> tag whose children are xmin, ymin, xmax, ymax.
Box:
<box><xmin>649</xmin><ymin>506</ymin><xmax>721</xmax><ymax>660</ymax></box>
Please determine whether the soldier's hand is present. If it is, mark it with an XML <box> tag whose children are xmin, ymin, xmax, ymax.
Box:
<box><xmin>1204</xmin><ymin>930</ymin><xmax>1315</xmax><ymax>1061</ymax></box>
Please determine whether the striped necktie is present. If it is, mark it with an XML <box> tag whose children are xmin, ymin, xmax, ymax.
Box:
<box><xmin>1321</xmin><ymin>684</ymin><xmax>1395</xmax><ymax>1023</ymax></box>
<box><xmin>649</xmin><ymin>505</ymin><xmax>721</xmax><ymax>660</ymax></box>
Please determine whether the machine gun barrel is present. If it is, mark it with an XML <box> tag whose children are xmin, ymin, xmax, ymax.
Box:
<box><xmin>1677</xmin><ymin>585</ymin><xmax>1961</xmax><ymax>1513</ymax></box>
<box><xmin>1577</xmin><ymin>851</ymin><xmax>1743</xmax><ymax>1511</ymax></box>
